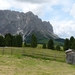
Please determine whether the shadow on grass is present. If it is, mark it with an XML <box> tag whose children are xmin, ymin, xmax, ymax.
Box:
<box><xmin>21</xmin><ymin>53</ymin><xmax>66</xmax><ymax>63</ymax></box>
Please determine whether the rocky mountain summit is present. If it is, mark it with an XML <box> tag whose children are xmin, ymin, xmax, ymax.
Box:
<box><xmin>0</xmin><ymin>10</ymin><xmax>60</xmax><ymax>42</ymax></box>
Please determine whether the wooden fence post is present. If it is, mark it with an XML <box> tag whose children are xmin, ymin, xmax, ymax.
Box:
<box><xmin>11</xmin><ymin>47</ymin><xmax>13</xmax><ymax>55</ymax></box>
<box><xmin>2</xmin><ymin>47</ymin><xmax>4</xmax><ymax>55</ymax></box>
<box><xmin>22</xmin><ymin>47</ymin><xmax>25</xmax><ymax>54</ymax></box>
<box><xmin>54</xmin><ymin>54</ymin><xmax>56</xmax><ymax>60</ymax></box>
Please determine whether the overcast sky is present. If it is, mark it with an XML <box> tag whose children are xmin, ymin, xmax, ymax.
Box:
<box><xmin>0</xmin><ymin>0</ymin><xmax>75</xmax><ymax>38</ymax></box>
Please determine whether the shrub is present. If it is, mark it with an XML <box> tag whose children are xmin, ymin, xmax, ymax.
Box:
<box><xmin>42</xmin><ymin>43</ymin><xmax>46</xmax><ymax>49</ymax></box>
<box><xmin>55</xmin><ymin>45</ymin><xmax>61</xmax><ymax>51</ymax></box>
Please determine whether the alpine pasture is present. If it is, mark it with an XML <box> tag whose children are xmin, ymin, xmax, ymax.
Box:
<box><xmin>0</xmin><ymin>47</ymin><xmax>75</xmax><ymax>75</ymax></box>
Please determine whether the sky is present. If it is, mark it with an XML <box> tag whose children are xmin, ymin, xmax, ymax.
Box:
<box><xmin>0</xmin><ymin>0</ymin><xmax>75</xmax><ymax>39</ymax></box>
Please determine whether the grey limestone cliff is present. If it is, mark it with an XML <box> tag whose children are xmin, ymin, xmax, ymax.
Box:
<box><xmin>0</xmin><ymin>10</ymin><xmax>59</xmax><ymax>42</ymax></box>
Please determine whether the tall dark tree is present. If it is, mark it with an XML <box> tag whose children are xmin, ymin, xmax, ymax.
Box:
<box><xmin>5</xmin><ymin>33</ymin><xmax>13</xmax><ymax>46</ymax></box>
<box><xmin>12</xmin><ymin>35</ymin><xmax>17</xmax><ymax>47</ymax></box>
<box><xmin>0</xmin><ymin>35</ymin><xmax>5</xmax><ymax>47</ymax></box>
<box><xmin>16</xmin><ymin>34</ymin><xmax>23</xmax><ymax>47</ymax></box>
<box><xmin>31</xmin><ymin>34</ymin><xmax>37</xmax><ymax>48</ymax></box>
<box><xmin>71</xmin><ymin>39</ymin><xmax>75</xmax><ymax>50</ymax></box>
<box><xmin>63</xmin><ymin>38</ymin><xmax>70</xmax><ymax>51</ymax></box>
<box><xmin>70</xmin><ymin>36</ymin><xmax>74</xmax><ymax>49</ymax></box>
<box><xmin>47</xmin><ymin>39</ymin><xmax>54</xmax><ymax>50</ymax></box>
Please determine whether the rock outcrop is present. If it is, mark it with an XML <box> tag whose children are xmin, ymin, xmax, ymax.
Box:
<box><xmin>0</xmin><ymin>10</ymin><xmax>59</xmax><ymax>42</ymax></box>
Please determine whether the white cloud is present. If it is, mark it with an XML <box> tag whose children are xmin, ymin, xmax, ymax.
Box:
<box><xmin>50</xmin><ymin>20</ymin><xmax>75</xmax><ymax>38</ymax></box>
<box><xmin>16</xmin><ymin>0</ymin><xmax>60</xmax><ymax>4</ymax></box>
<box><xmin>0</xmin><ymin>0</ymin><xmax>75</xmax><ymax>38</ymax></box>
<box><xmin>0</xmin><ymin>0</ymin><xmax>45</xmax><ymax>16</ymax></box>
<box><xmin>0</xmin><ymin>0</ymin><xmax>73</xmax><ymax>16</ymax></box>
<box><xmin>0</xmin><ymin>0</ymin><xmax>12</xmax><ymax>9</ymax></box>
<box><xmin>70</xmin><ymin>3</ymin><xmax>75</xmax><ymax>18</ymax></box>
<box><xmin>15</xmin><ymin>0</ymin><xmax>48</xmax><ymax>3</ymax></box>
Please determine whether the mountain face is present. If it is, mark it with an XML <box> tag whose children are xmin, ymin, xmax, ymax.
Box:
<box><xmin>0</xmin><ymin>10</ymin><xmax>59</xmax><ymax>42</ymax></box>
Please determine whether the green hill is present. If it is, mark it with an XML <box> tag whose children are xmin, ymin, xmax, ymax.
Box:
<box><xmin>38</xmin><ymin>38</ymin><xmax>64</xmax><ymax>46</ymax></box>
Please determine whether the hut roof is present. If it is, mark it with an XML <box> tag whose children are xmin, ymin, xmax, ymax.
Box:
<box><xmin>65</xmin><ymin>49</ymin><xmax>73</xmax><ymax>54</ymax></box>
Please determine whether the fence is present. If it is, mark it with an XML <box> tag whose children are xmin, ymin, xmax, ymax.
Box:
<box><xmin>0</xmin><ymin>47</ymin><xmax>66</xmax><ymax>62</ymax></box>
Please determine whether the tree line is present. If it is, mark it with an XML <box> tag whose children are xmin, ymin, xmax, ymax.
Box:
<box><xmin>0</xmin><ymin>33</ymin><xmax>37</xmax><ymax>48</ymax></box>
<box><xmin>40</xmin><ymin>36</ymin><xmax>75</xmax><ymax>51</ymax></box>
<box><xmin>0</xmin><ymin>33</ymin><xmax>74</xmax><ymax>51</ymax></box>
<box><xmin>63</xmin><ymin>36</ymin><xmax>75</xmax><ymax>51</ymax></box>
<box><xmin>42</xmin><ymin>39</ymin><xmax>61</xmax><ymax>50</ymax></box>
<box><xmin>25</xmin><ymin>34</ymin><xmax>61</xmax><ymax>50</ymax></box>
<box><xmin>0</xmin><ymin>33</ymin><xmax>61</xmax><ymax>51</ymax></box>
<box><xmin>0</xmin><ymin>33</ymin><xmax>22</xmax><ymax>47</ymax></box>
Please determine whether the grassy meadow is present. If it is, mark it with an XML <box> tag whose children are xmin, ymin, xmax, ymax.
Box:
<box><xmin>0</xmin><ymin>47</ymin><xmax>65</xmax><ymax>62</ymax></box>
<box><xmin>0</xmin><ymin>47</ymin><xmax>75</xmax><ymax>75</ymax></box>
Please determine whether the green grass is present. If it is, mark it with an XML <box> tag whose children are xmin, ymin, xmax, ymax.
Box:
<box><xmin>0</xmin><ymin>54</ymin><xmax>75</xmax><ymax>75</ymax></box>
<box><xmin>0</xmin><ymin>47</ymin><xmax>65</xmax><ymax>62</ymax></box>
<box><xmin>0</xmin><ymin>47</ymin><xmax>75</xmax><ymax>75</ymax></box>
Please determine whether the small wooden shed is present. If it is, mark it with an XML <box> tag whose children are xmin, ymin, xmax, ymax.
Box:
<box><xmin>65</xmin><ymin>49</ymin><xmax>75</xmax><ymax>64</ymax></box>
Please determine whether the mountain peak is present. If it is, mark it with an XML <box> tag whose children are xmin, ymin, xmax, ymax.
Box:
<box><xmin>0</xmin><ymin>10</ymin><xmax>60</xmax><ymax>43</ymax></box>
<box><xmin>26</xmin><ymin>11</ymin><xmax>34</xmax><ymax>15</ymax></box>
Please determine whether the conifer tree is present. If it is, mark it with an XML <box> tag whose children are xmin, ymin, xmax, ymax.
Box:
<box><xmin>70</xmin><ymin>36</ymin><xmax>74</xmax><ymax>49</ymax></box>
<box><xmin>0</xmin><ymin>35</ymin><xmax>5</xmax><ymax>47</ymax></box>
<box><xmin>5</xmin><ymin>33</ymin><xmax>12</xmax><ymax>46</ymax></box>
<box><xmin>47</xmin><ymin>39</ymin><xmax>54</xmax><ymax>50</ymax></box>
<box><xmin>63</xmin><ymin>38</ymin><xmax>70</xmax><ymax>51</ymax></box>
<box><xmin>16</xmin><ymin>34</ymin><xmax>23</xmax><ymax>47</ymax></box>
<box><xmin>31</xmin><ymin>34</ymin><xmax>37</xmax><ymax>48</ymax></box>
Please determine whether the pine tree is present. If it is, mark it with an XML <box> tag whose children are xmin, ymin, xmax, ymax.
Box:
<box><xmin>63</xmin><ymin>38</ymin><xmax>70</xmax><ymax>51</ymax></box>
<box><xmin>5</xmin><ymin>33</ymin><xmax>12</xmax><ymax>46</ymax></box>
<box><xmin>70</xmin><ymin>36</ymin><xmax>74</xmax><ymax>49</ymax></box>
<box><xmin>12</xmin><ymin>36</ymin><xmax>17</xmax><ymax>47</ymax></box>
<box><xmin>47</xmin><ymin>39</ymin><xmax>54</xmax><ymax>50</ymax></box>
<box><xmin>15</xmin><ymin>34</ymin><xmax>23</xmax><ymax>47</ymax></box>
<box><xmin>0</xmin><ymin>35</ymin><xmax>5</xmax><ymax>47</ymax></box>
<box><xmin>71</xmin><ymin>39</ymin><xmax>75</xmax><ymax>50</ymax></box>
<box><xmin>31</xmin><ymin>34</ymin><xmax>37</xmax><ymax>48</ymax></box>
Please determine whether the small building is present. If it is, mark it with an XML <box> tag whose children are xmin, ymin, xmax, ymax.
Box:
<box><xmin>65</xmin><ymin>49</ymin><xmax>75</xmax><ymax>64</ymax></box>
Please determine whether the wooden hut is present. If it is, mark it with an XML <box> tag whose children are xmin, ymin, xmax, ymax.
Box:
<box><xmin>65</xmin><ymin>49</ymin><xmax>75</xmax><ymax>64</ymax></box>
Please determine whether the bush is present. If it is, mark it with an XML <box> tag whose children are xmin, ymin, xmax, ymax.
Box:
<box><xmin>24</xmin><ymin>42</ymin><xmax>31</xmax><ymax>47</ymax></box>
<box><xmin>42</xmin><ymin>43</ymin><xmax>46</xmax><ymax>49</ymax></box>
<box><xmin>55</xmin><ymin>45</ymin><xmax>61</xmax><ymax>51</ymax></box>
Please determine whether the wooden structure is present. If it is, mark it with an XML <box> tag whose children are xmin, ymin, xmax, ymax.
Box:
<box><xmin>65</xmin><ymin>49</ymin><xmax>75</xmax><ymax>64</ymax></box>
